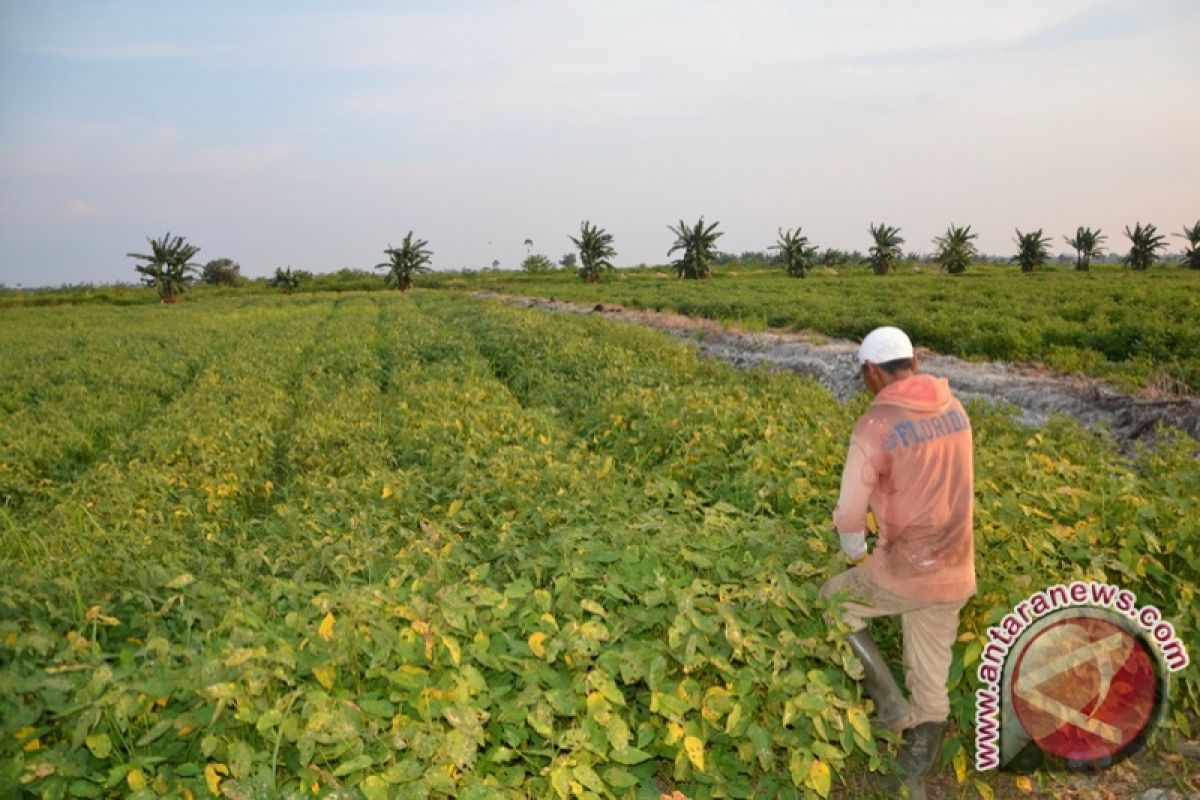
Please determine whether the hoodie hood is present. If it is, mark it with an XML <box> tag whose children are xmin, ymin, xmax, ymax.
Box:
<box><xmin>874</xmin><ymin>373</ymin><xmax>952</xmax><ymax>412</ymax></box>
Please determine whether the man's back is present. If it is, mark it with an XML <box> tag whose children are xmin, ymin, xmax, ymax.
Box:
<box><xmin>833</xmin><ymin>373</ymin><xmax>975</xmax><ymax>603</ymax></box>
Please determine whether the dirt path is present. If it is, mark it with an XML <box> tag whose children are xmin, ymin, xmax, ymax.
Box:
<box><xmin>480</xmin><ymin>292</ymin><xmax>1200</xmax><ymax>447</ymax></box>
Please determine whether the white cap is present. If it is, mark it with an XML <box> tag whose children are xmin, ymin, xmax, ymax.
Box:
<box><xmin>858</xmin><ymin>326</ymin><xmax>913</xmax><ymax>365</ymax></box>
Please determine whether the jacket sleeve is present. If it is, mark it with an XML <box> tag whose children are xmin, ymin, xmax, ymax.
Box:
<box><xmin>832</xmin><ymin>432</ymin><xmax>878</xmax><ymax>534</ymax></box>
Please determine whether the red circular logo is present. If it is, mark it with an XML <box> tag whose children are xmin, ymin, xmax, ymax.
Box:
<box><xmin>1011</xmin><ymin>615</ymin><xmax>1158</xmax><ymax>764</ymax></box>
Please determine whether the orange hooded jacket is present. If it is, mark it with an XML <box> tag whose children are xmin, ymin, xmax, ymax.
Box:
<box><xmin>832</xmin><ymin>373</ymin><xmax>976</xmax><ymax>603</ymax></box>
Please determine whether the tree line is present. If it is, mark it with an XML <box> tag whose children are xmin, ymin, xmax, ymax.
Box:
<box><xmin>125</xmin><ymin>219</ymin><xmax>1200</xmax><ymax>302</ymax></box>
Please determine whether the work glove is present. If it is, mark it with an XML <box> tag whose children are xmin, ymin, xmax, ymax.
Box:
<box><xmin>839</xmin><ymin>530</ymin><xmax>868</xmax><ymax>564</ymax></box>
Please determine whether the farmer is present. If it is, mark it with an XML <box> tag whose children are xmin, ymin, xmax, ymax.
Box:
<box><xmin>820</xmin><ymin>326</ymin><xmax>976</xmax><ymax>799</ymax></box>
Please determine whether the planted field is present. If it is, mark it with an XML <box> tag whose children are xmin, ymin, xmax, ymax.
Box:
<box><xmin>455</xmin><ymin>266</ymin><xmax>1200</xmax><ymax>394</ymax></box>
<box><xmin>1</xmin><ymin>293</ymin><xmax>1197</xmax><ymax>798</ymax></box>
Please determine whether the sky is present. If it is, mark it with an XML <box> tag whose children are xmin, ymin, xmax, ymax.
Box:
<box><xmin>0</xmin><ymin>0</ymin><xmax>1198</xmax><ymax>286</ymax></box>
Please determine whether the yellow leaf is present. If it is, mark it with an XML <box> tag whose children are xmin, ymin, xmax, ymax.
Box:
<box><xmin>447</xmin><ymin>499</ymin><xmax>463</xmax><ymax>517</ymax></box>
<box><xmin>317</xmin><ymin>612</ymin><xmax>336</xmax><ymax>641</ymax></box>
<box><xmin>204</xmin><ymin>763</ymin><xmax>229</xmax><ymax>796</ymax></box>
<box><xmin>165</xmin><ymin>573</ymin><xmax>195</xmax><ymax>590</ymax></box>
<box><xmin>1015</xmin><ymin>776</ymin><xmax>1033</xmax><ymax>792</ymax></box>
<box><xmin>85</xmin><ymin>605</ymin><xmax>120</xmax><ymax>626</ymax></box>
<box><xmin>597</xmin><ymin>456</ymin><xmax>614</xmax><ymax>478</ymax></box>
<box><xmin>440</xmin><ymin>634</ymin><xmax>461</xmax><ymax>666</ymax></box>
<box><xmin>22</xmin><ymin>738</ymin><xmax>40</xmax><ymax>752</ymax></box>
<box><xmin>528</xmin><ymin>632</ymin><xmax>547</xmax><ymax>658</ymax></box>
<box><xmin>846</xmin><ymin>707</ymin><xmax>871</xmax><ymax>741</ymax></box>
<box><xmin>725</xmin><ymin>703</ymin><xmax>744</xmax><ymax>734</ymax></box>
<box><xmin>580</xmin><ymin>599</ymin><xmax>607</xmax><ymax>617</ymax></box>
<box><xmin>126</xmin><ymin>768</ymin><xmax>147</xmax><ymax>791</ymax></box>
<box><xmin>381</xmin><ymin>486</ymin><xmax>393</xmax><ymax>499</ymax></box>
<box><xmin>579</xmin><ymin>620</ymin><xmax>609</xmax><ymax>641</ymax></box>
<box><xmin>312</xmin><ymin>663</ymin><xmax>336</xmax><ymax>690</ymax></box>
<box><xmin>683</xmin><ymin>736</ymin><xmax>705</xmax><ymax>772</ymax></box>
<box><xmin>954</xmin><ymin>747</ymin><xmax>967</xmax><ymax>784</ymax></box>
<box><xmin>13</xmin><ymin>726</ymin><xmax>35</xmax><ymax>741</ymax></box>
<box><xmin>806</xmin><ymin>759</ymin><xmax>831</xmax><ymax>798</ymax></box>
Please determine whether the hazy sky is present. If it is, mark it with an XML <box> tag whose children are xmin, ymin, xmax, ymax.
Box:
<box><xmin>1</xmin><ymin>1</ymin><xmax>1198</xmax><ymax>286</ymax></box>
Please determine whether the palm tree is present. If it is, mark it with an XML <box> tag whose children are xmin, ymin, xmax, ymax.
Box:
<box><xmin>126</xmin><ymin>232</ymin><xmax>200</xmax><ymax>303</ymax></box>
<box><xmin>867</xmin><ymin>223</ymin><xmax>904</xmax><ymax>275</ymax></box>
<box><xmin>569</xmin><ymin>221</ymin><xmax>616</xmax><ymax>283</ymax></box>
<box><xmin>269</xmin><ymin>267</ymin><xmax>303</xmax><ymax>294</ymax></box>
<box><xmin>932</xmin><ymin>224</ymin><xmax>978</xmax><ymax>274</ymax></box>
<box><xmin>1177</xmin><ymin>220</ymin><xmax>1200</xmax><ymax>270</ymax></box>
<box><xmin>668</xmin><ymin>217</ymin><xmax>723</xmax><ymax>279</ymax></box>
<box><xmin>1123</xmin><ymin>222</ymin><xmax>1167</xmax><ymax>271</ymax></box>
<box><xmin>1063</xmin><ymin>227</ymin><xmax>1106</xmax><ymax>272</ymax></box>
<box><xmin>375</xmin><ymin>232</ymin><xmax>432</xmax><ymax>291</ymax></box>
<box><xmin>770</xmin><ymin>227</ymin><xmax>818</xmax><ymax>278</ymax></box>
<box><xmin>1012</xmin><ymin>228</ymin><xmax>1051</xmax><ymax>272</ymax></box>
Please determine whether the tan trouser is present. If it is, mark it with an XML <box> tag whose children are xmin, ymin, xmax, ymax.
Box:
<box><xmin>820</xmin><ymin>565</ymin><xmax>967</xmax><ymax>726</ymax></box>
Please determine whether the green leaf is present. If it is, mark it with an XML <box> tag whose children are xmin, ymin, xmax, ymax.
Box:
<box><xmin>788</xmin><ymin>748</ymin><xmax>810</xmax><ymax>787</ymax></box>
<box><xmin>747</xmin><ymin>723</ymin><xmax>774</xmax><ymax>770</ymax></box>
<box><xmin>332</xmin><ymin>754</ymin><xmax>373</xmax><ymax>777</ymax></box>
<box><xmin>550</xmin><ymin>766</ymin><xmax>572</xmax><ymax>799</ymax></box>
<box><xmin>358</xmin><ymin>698</ymin><xmax>395</xmax><ymax>718</ymax></box>
<box><xmin>610</xmin><ymin>746</ymin><xmax>654</xmax><ymax>765</ymax></box>
<box><xmin>85</xmin><ymin>732</ymin><xmax>112</xmax><ymax>759</ymax></box>
<box><xmin>602</xmin><ymin>766</ymin><xmax>639</xmax><ymax>789</ymax></box>
<box><xmin>360</xmin><ymin>776</ymin><xmax>390</xmax><ymax>800</ymax></box>
<box><xmin>68</xmin><ymin>780</ymin><xmax>103</xmax><ymax>798</ymax></box>
<box><xmin>606</xmin><ymin>715</ymin><xmax>632</xmax><ymax>751</ymax></box>
<box><xmin>573</xmin><ymin>764</ymin><xmax>606</xmax><ymax>793</ymax></box>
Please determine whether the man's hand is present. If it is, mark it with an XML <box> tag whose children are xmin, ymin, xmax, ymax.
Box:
<box><xmin>839</xmin><ymin>531</ymin><xmax>867</xmax><ymax>564</ymax></box>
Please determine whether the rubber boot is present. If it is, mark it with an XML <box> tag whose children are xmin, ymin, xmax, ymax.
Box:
<box><xmin>897</xmin><ymin>721</ymin><xmax>946</xmax><ymax>800</ymax></box>
<box><xmin>847</xmin><ymin>629</ymin><xmax>912</xmax><ymax>733</ymax></box>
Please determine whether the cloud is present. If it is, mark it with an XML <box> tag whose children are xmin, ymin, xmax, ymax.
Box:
<box><xmin>249</xmin><ymin>1</ymin><xmax>1103</xmax><ymax>72</ymax></box>
<box><xmin>291</xmin><ymin>0</ymin><xmax>1110</xmax><ymax>132</ymax></box>
<box><xmin>178</xmin><ymin>141</ymin><xmax>301</xmax><ymax>177</ymax></box>
<box><xmin>33</xmin><ymin>43</ymin><xmax>207</xmax><ymax>60</ymax></box>
<box><xmin>60</xmin><ymin>198</ymin><xmax>95</xmax><ymax>222</ymax></box>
